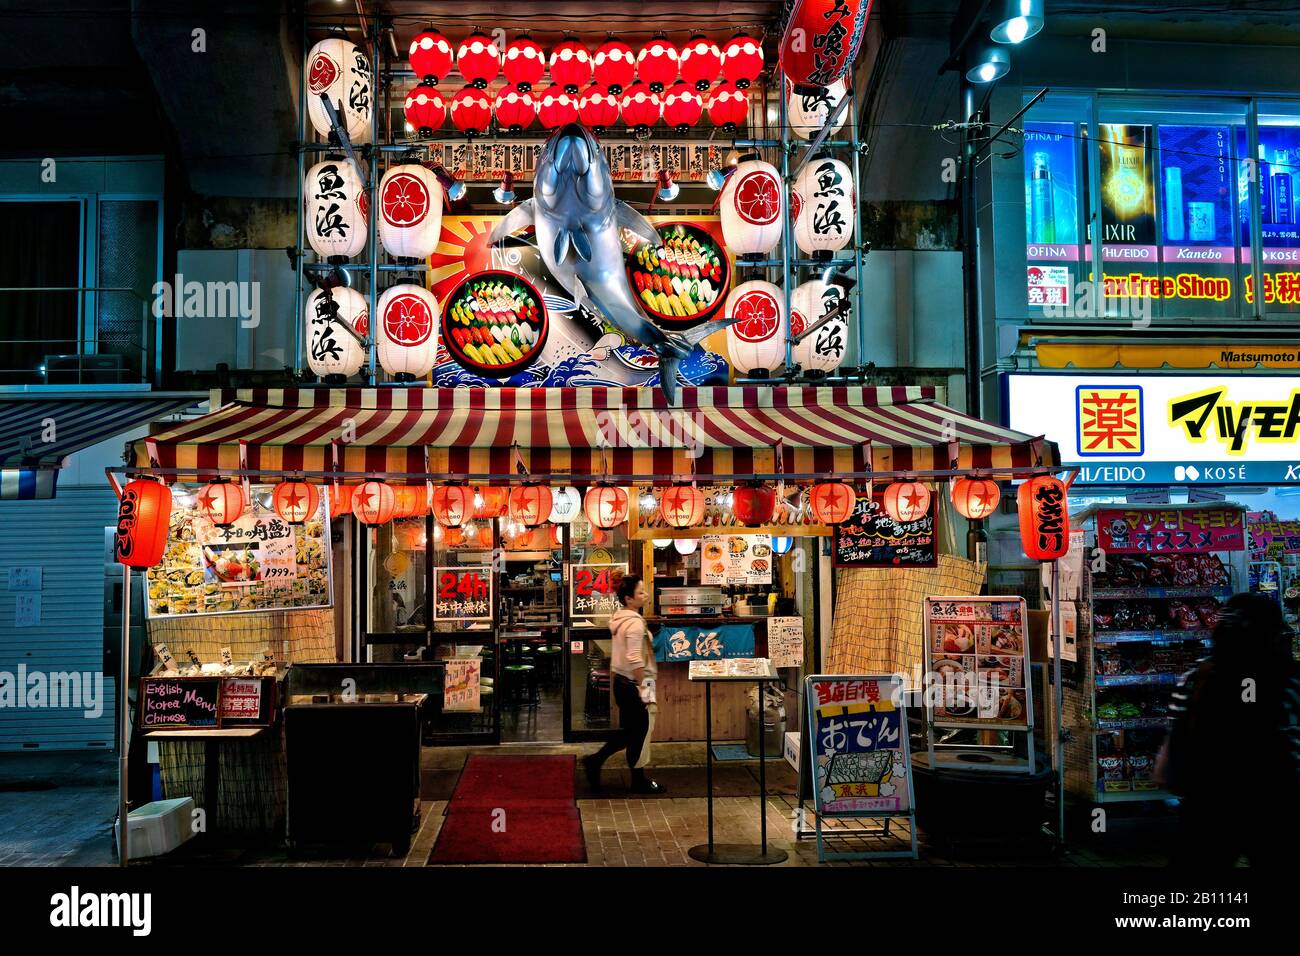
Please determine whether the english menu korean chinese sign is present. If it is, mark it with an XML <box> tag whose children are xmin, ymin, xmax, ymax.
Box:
<box><xmin>1096</xmin><ymin>507</ymin><xmax>1245</xmax><ymax>554</ymax></box>
<box><xmin>805</xmin><ymin>675</ymin><xmax>911</xmax><ymax>816</ymax></box>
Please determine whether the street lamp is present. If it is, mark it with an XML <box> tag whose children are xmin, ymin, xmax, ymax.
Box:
<box><xmin>990</xmin><ymin>0</ymin><xmax>1045</xmax><ymax>45</ymax></box>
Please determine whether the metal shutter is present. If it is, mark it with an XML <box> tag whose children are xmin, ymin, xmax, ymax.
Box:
<box><xmin>0</xmin><ymin>487</ymin><xmax>117</xmax><ymax>750</ymax></box>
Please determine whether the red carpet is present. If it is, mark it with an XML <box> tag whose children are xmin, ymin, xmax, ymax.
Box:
<box><xmin>430</xmin><ymin>755</ymin><xmax>586</xmax><ymax>864</ymax></box>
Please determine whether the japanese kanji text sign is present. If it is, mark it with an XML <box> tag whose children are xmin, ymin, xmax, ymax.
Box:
<box><xmin>1096</xmin><ymin>507</ymin><xmax>1245</xmax><ymax>555</ymax></box>
<box><xmin>432</xmin><ymin>566</ymin><xmax>493</xmax><ymax>622</ymax></box>
<box><xmin>806</xmin><ymin>674</ymin><xmax>911</xmax><ymax>816</ymax></box>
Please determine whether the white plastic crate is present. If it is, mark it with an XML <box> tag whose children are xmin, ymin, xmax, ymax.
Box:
<box><xmin>114</xmin><ymin>797</ymin><xmax>196</xmax><ymax>858</ymax></box>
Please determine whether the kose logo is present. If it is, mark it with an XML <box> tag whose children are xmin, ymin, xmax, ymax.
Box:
<box><xmin>50</xmin><ymin>887</ymin><xmax>151</xmax><ymax>936</ymax></box>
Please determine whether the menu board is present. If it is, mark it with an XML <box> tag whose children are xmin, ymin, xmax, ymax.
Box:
<box><xmin>700</xmin><ymin>535</ymin><xmax>774</xmax><ymax>585</ymax></box>
<box><xmin>146</xmin><ymin>485</ymin><xmax>331</xmax><ymax>618</ymax></box>
<box><xmin>140</xmin><ymin>677</ymin><xmax>222</xmax><ymax>729</ymax></box>
<box><xmin>444</xmin><ymin>658</ymin><xmax>482</xmax><ymax>712</ymax></box>
<box><xmin>687</xmin><ymin>657</ymin><xmax>776</xmax><ymax>680</ymax></box>
<box><xmin>805</xmin><ymin>674</ymin><xmax>912</xmax><ymax>817</ymax></box>
<box><xmin>432</xmin><ymin>566</ymin><xmax>493</xmax><ymax>622</ymax></box>
<box><xmin>570</xmin><ymin>562</ymin><xmax>627</xmax><ymax>621</ymax></box>
<box><xmin>924</xmin><ymin>596</ymin><xmax>1030</xmax><ymax>730</ymax></box>
<box><xmin>1095</xmin><ymin>507</ymin><xmax>1245</xmax><ymax>554</ymax></box>
<box><xmin>767</xmin><ymin>616</ymin><xmax>805</xmax><ymax>669</ymax></box>
<box><xmin>833</xmin><ymin>493</ymin><xmax>937</xmax><ymax>568</ymax></box>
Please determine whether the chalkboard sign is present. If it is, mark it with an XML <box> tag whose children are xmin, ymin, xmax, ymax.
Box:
<box><xmin>139</xmin><ymin>677</ymin><xmax>222</xmax><ymax>729</ymax></box>
<box><xmin>833</xmin><ymin>492</ymin><xmax>937</xmax><ymax>568</ymax></box>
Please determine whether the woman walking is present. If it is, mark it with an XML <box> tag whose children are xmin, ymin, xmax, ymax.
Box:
<box><xmin>582</xmin><ymin>573</ymin><xmax>666</xmax><ymax>794</ymax></box>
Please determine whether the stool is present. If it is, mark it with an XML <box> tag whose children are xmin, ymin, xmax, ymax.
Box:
<box><xmin>535</xmin><ymin>646</ymin><xmax>561</xmax><ymax>685</ymax></box>
<box><xmin>502</xmin><ymin>664</ymin><xmax>538</xmax><ymax>709</ymax></box>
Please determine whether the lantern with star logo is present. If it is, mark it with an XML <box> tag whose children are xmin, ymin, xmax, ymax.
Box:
<box><xmin>306</xmin><ymin>37</ymin><xmax>372</xmax><ymax>143</ymax></box>
<box><xmin>197</xmin><ymin>480</ymin><xmax>245</xmax><ymax>526</ymax></box>
<box><xmin>792</xmin><ymin>155</ymin><xmax>855</xmax><ymax>257</ymax></box>
<box><xmin>660</xmin><ymin>482</ymin><xmax>706</xmax><ymax>529</ymax></box>
<box><xmin>790</xmin><ymin>279</ymin><xmax>848</xmax><ymax>376</ymax></box>
<box><xmin>473</xmin><ymin>485</ymin><xmax>509</xmax><ymax>518</ymax></box>
<box><xmin>721</xmin><ymin>33</ymin><xmax>763</xmax><ymax>89</ymax></box>
<box><xmin>376</xmin><ymin>283</ymin><xmax>439</xmax><ymax>381</ymax></box>
<box><xmin>114</xmin><ymin>479</ymin><xmax>172</xmax><ymax>568</ymax></box>
<box><xmin>328</xmin><ymin>484</ymin><xmax>356</xmax><ymax>518</ymax></box>
<box><xmin>882</xmin><ymin>481</ymin><xmax>931</xmax><ymax>524</ymax></box>
<box><xmin>450</xmin><ymin>85</ymin><xmax>494</xmax><ymax>135</ymax></box>
<box><xmin>584</xmin><ymin>484</ymin><xmax>629</xmax><ymax>530</ymax></box>
<box><xmin>733</xmin><ymin>483</ymin><xmax>777</xmax><ymax>526</ymax></box>
<box><xmin>432</xmin><ymin>484</ymin><xmax>474</xmax><ymax>528</ymax></box>
<box><xmin>392</xmin><ymin>485</ymin><xmax>427</xmax><ymax>519</ymax></box>
<box><xmin>494</xmin><ymin>83</ymin><xmax>536</xmax><ymax>132</ymax></box>
<box><xmin>550</xmin><ymin>37</ymin><xmax>593</xmax><ymax>94</ymax></box>
<box><xmin>720</xmin><ymin>155</ymin><xmax>784</xmax><ymax>256</ymax></box>
<box><xmin>637</xmin><ymin>35</ymin><xmax>678</xmax><ymax>94</ymax></box>
<box><xmin>724</xmin><ymin>279</ymin><xmax>786</xmax><ymax>375</ymax></box>
<box><xmin>409</xmin><ymin>30</ymin><xmax>454</xmax><ymax>84</ymax></box>
<box><xmin>1018</xmin><ymin>475</ymin><xmax>1069</xmax><ymax>561</ymax></box>
<box><xmin>678</xmin><ymin>35</ymin><xmax>721</xmax><ymax>91</ymax></box>
<box><xmin>503</xmin><ymin>35</ymin><xmax>545</xmax><ymax>91</ymax></box>
<box><xmin>809</xmin><ymin>480</ymin><xmax>856</xmax><ymax>525</ymax></box>
<box><xmin>593</xmin><ymin>38</ymin><xmax>636</xmax><ymax>95</ymax></box>
<box><xmin>352</xmin><ymin>480</ymin><xmax>395</xmax><ymax>525</ymax></box>
<box><xmin>272</xmin><ymin>481</ymin><xmax>320</xmax><ymax>524</ymax></box>
<box><xmin>456</xmin><ymin>31</ymin><xmax>500</xmax><ymax>88</ymax></box>
<box><xmin>951</xmin><ymin>477</ymin><xmax>1001</xmax><ymax>521</ymax></box>
<box><xmin>378</xmin><ymin>163</ymin><xmax>443</xmax><ymax>260</ymax></box>
<box><xmin>579</xmin><ymin>84</ymin><xmax>620</xmax><ymax>132</ymax></box>
<box><xmin>509</xmin><ymin>483</ymin><xmax>554</xmax><ymax>528</ymax></box>
<box><xmin>304</xmin><ymin>157</ymin><xmax>368</xmax><ymax>259</ymax></box>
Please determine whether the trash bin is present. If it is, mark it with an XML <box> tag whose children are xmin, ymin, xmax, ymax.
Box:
<box><xmin>746</xmin><ymin>712</ymin><xmax>786</xmax><ymax>757</ymax></box>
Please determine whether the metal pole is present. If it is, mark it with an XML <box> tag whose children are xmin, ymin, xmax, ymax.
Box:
<box><xmin>778</xmin><ymin>70</ymin><xmax>794</xmax><ymax>375</ymax></box>
<box><xmin>705</xmin><ymin>680</ymin><xmax>714</xmax><ymax>852</ymax></box>
<box><xmin>849</xmin><ymin>79</ymin><xmax>866</xmax><ymax>373</ymax></box>
<box><xmin>118</xmin><ymin>564</ymin><xmax>131</xmax><ymax>867</ymax></box>
<box><xmin>366</xmin><ymin>21</ymin><xmax>381</xmax><ymax>386</ymax></box>
<box><xmin>1050</xmin><ymin>558</ymin><xmax>1064</xmax><ymax>845</ymax></box>
<box><xmin>758</xmin><ymin>679</ymin><xmax>767</xmax><ymax>855</ymax></box>
<box><xmin>293</xmin><ymin>4</ymin><xmax>308</xmax><ymax>377</ymax></box>
<box><xmin>960</xmin><ymin>82</ymin><xmax>981</xmax><ymax>416</ymax></box>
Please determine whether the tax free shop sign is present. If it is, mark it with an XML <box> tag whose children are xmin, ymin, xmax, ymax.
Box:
<box><xmin>1005</xmin><ymin>373</ymin><xmax>1300</xmax><ymax>484</ymax></box>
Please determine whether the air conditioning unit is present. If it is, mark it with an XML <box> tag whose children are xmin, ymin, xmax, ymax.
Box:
<box><xmin>42</xmin><ymin>353</ymin><xmax>124</xmax><ymax>384</ymax></box>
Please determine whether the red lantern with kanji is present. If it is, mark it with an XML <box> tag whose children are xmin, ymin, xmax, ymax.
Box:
<box><xmin>352</xmin><ymin>480</ymin><xmax>396</xmax><ymax>525</ymax></box>
<box><xmin>593</xmin><ymin>38</ymin><xmax>636</xmax><ymax>95</ymax></box>
<box><xmin>662</xmin><ymin>81</ymin><xmax>703</xmax><ymax>133</ymax></box>
<box><xmin>537</xmin><ymin>84</ymin><xmax>579</xmax><ymax>129</ymax></box>
<box><xmin>579</xmin><ymin>84</ymin><xmax>620</xmax><ymax>131</ymax></box>
<box><xmin>114</xmin><ymin>479</ymin><xmax>173</xmax><ymax>568</ymax></box>
<box><xmin>619</xmin><ymin>81</ymin><xmax>660</xmax><ymax>131</ymax></box>
<box><xmin>678</xmin><ymin>35</ymin><xmax>722</xmax><ymax>91</ymax></box>
<box><xmin>197</xmin><ymin>481</ymin><xmax>245</xmax><ymax>526</ymax></box>
<box><xmin>881</xmin><ymin>481</ymin><xmax>931</xmax><ymax>524</ymax></box>
<box><xmin>637</xmin><ymin>35</ymin><xmax>678</xmax><ymax>94</ymax></box>
<box><xmin>450</xmin><ymin>85</ymin><xmax>494</xmax><ymax>135</ymax></box>
<box><xmin>432</xmin><ymin>484</ymin><xmax>474</xmax><ymax>527</ymax></box>
<box><xmin>273</xmin><ymin>481</ymin><xmax>320</xmax><ymax>524</ymax></box>
<box><xmin>809</xmin><ymin>480</ymin><xmax>856</xmax><ymax>524</ymax></box>
<box><xmin>661</xmin><ymin>482</ymin><xmax>706</xmax><ymax>529</ymax></box>
<box><xmin>503</xmin><ymin>35</ymin><xmax>546</xmax><ymax>91</ymax></box>
<box><xmin>474</xmin><ymin>485</ymin><xmax>509</xmax><ymax>518</ymax></box>
<box><xmin>1017</xmin><ymin>475</ymin><xmax>1070</xmax><ymax>561</ymax></box>
<box><xmin>409</xmin><ymin>30</ymin><xmax>454</xmax><ymax>84</ymax></box>
<box><xmin>733</xmin><ymin>483</ymin><xmax>777</xmax><ymax>526</ymax></box>
<box><xmin>392</xmin><ymin>485</ymin><xmax>426</xmax><ymax>520</ymax></box>
<box><xmin>328</xmin><ymin>484</ymin><xmax>355</xmax><ymax>518</ymax></box>
<box><xmin>456</xmin><ymin>31</ymin><xmax>500</xmax><ymax>88</ymax></box>
<box><xmin>584</xmin><ymin>484</ymin><xmax>629</xmax><ymax>530</ymax></box>
<box><xmin>780</xmin><ymin>0</ymin><xmax>872</xmax><ymax>88</ymax></box>
<box><xmin>509</xmin><ymin>484</ymin><xmax>554</xmax><ymax>528</ymax></box>
<box><xmin>494</xmin><ymin>83</ymin><xmax>536</xmax><ymax>132</ymax></box>
<box><xmin>549</xmin><ymin>37</ymin><xmax>592</xmax><ymax>94</ymax></box>
<box><xmin>707</xmin><ymin>81</ymin><xmax>748</xmax><ymax>132</ymax></box>
<box><xmin>403</xmin><ymin>86</ymin><xmax>446</xmax><ymax>136</ymax></box>
<box><xmin>721</xmin><ymin>33</ymin><xmax>763</xmax><ymax>89</ymax></box>
<box><xmin>952</xmin><ymin>477</ymin><xmax>1001</xmax><ymax>522</ymax></box>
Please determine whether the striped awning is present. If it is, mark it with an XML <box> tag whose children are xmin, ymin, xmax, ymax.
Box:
<box><xmin>130</xmin><ymin>386</ymin><xmax>1057</xmax><ymax>482</ymax></box>
<box><xmin>1</xmin><ymin>395</ymin><xmax>202</xmax><ymax>499</ymax></box>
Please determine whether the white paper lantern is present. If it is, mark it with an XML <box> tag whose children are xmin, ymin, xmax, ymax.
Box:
<box><xmin>724</xmin><ymin>279</ymin><xmax>786</xmax><ymax>375</ymax></box>
<box><xmin>305</xmin><ymin>38</ymin><xmax>372</xmax><ymax>144</ymax></box>
<box><xmin>786</xmin><ymin>78</ymin><xmax>848</xmax><ymax>140</ymax></box>
<box><xmin>378</xmin><ymin>163</ymin><xmax>443</xmax><ymax>260</ymax></box>
<box><xmin>792</xmin><ymin>156</ymin><xmax>855</xmax><ymax>256</ymax></box>
<box><xmin>719</xmin><ymin>156</ymin><xmax>784</xmax><ymax>257</ymax></box>
<box><xmin>790</xmin><ymin>279</ymin><xmax>849</xmax><ymax>375</ymax></box>
<box><xmin>549</xmin><ymin>486</ymin><xmax>582</xmax><ymax>523</ymax></box>
<box><xmin>303</xmin><ymin>158</ymin><xmax>368</xmax><ymax>259</ymax></box>
<box><xmin>673</xmin><ymin>538</ymin><xmax>699</xmax><ymax>555</ymax></box>
<box><xmin>305</xmin><ymin>286</ymin><xmax>369</xmax><ymax>381</ymax></box>
<box><xmin>376</xmin><ymin>283</ymin><xmax>439</xmax><ymax>381</ymax></box>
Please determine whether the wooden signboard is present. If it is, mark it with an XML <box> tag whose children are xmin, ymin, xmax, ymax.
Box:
<box><xmin>833</xmin><ymin>493</ymin><xmax>937</xmax><ymax>568</ymax></box>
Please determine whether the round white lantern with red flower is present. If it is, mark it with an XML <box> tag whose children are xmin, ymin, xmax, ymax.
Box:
<box><xmin>305</xmin><ymin>286</ymin><xmax>369</xmax><ymax>382</ymax></box>
<box><xmin>305</xmin><ymin>37</ymin><xmax>372</xmax><ymax>144</ymax></box>
<box><xmin>787</xmin><ymin>77</ymin><xmax>848</xmax><ymax>139</ymax></box>
<box><xmin>502</xmin><ymin>36</ymin><xmax>546</xmax><ymax>91</ymax></box>
<box><xmin>376</xmin><ymin>283</ymin><xmax>440</xmax><ymax>381</ymax></box>
<box><xmin>456</xmin><ymin>31</ymin><xmax>501</xmax><ymax>88</ymax></box>
<box><xmin>706</xmin><ymin>81</ymin><xmax>748</xmax><ymax>133</ymax></box>
<box><xmin>637</xmin><ymin>35</ymin><xmax>678</xmax><ymax>94</ymax></box>
<box><xmin>378</xmin><ymin>163</ymin><xmax>443</xmax><ymax>260</ymax></box>
<box><xmin>678</xmin><ymin>35</ymin><xmax>722</xmax><ymax>91</ymax></box>
<box><xmin>721</xmin><ymin>33</ymin><xmax>763</xmax><ymax>89</ymax></box>
<box><xmin>720</xmin><ymin>155</ymin><xmax>784</xmax><ymax>257</ymax></box>
<box><xmin>537</xmin><ymin>85</ymin><xmax>579</xmax><ymax>129</ymax></box>
<box><xmin>409</xmin><ymin>30</ymin><xmax>454</xmax><ymax>84</ymax></box>
<box><xmin>789</xmin><ymin>279</ymin><xmax>849</xmax><ymax>376</ymax></box>
<box><xmin>549</xmin><ymin>37</ymin><xmax>592</xmax><ymax>93</ymax></box>
<box><xmin>792</xmin><ymin>155</ymin><xmax>855</xmax><ymax>257</ymax></box>
<box><xmin>592</xmin><ymin>38</ymin><xmax>636</xmax><ymax>95</ymax></box>
<box><xmin>494</xmin><ymin>83</ymin><xmax>536</xmax><ymax>132</ymax></box>
<box><xmin>620</xmin><ymin>81</ymin><xmax>661</xmax><ymax>132</ymax></box>
<box><xmin>724</xmin><ymin>279</ymin><xmax>787</xmax><ymax>375</ymax></box>
<box><xmin>304</xmin><ymin>157</ymin><xmax>368</xmax><ymax>259</ymax></box>
<box><xmin>403</xmin><ymin>86</ymin><xmax>446</xmax><ymax>136</ymax></box>
<box><xmin>579</xmin><ymin>84</ymin><xmax>620</xmax><ymax>132</ymax></box>
<box><xmin>662</xmin><ymin>81</ymin><xmax>703</xmax><ymax>133</ymax></box>
<box><xmin>450</xmin><ymin>85</ymin><xmax>494</xmax><ymax>135</ymax></box>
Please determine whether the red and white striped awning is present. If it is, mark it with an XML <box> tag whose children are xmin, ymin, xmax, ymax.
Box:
<box><xmin>130</xmin><ymin>385</ymin><xmax>1058</xmax><ymax>482</ymax></box>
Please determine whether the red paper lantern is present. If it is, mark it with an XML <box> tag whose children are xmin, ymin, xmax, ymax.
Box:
<box><xmin>1017</xmin><ymin>475</ymin><xmax>1070</xmax><ymax>561</ymax></box>
<box><xmin>951</xmin><ymin>477</ymin><xmax>1002</xmax><ymax>522</ymax></box>
<box><xmin>403</xmin><ymin>86</ymin><xmax>446</xmax><ymax>135</ymax></box>
<box><xmin>780</xmin><ymin>0</ymin><xmax>872</xmax><ymax>88</ymax></box>
<box><xmin>579</xmin><ymin>83</ymin><xmax>620</xmax><ymax>131</ymax></box>
<box><xmin>474</xmin><ymin>485</ymin><xmax>509</xmax><ymax>518</ymax></box>
<box><xmin>392</xmin><ymin>485</ymin><xmax>426</xmax><ymax>519</ymax></box>
<box><xmin>537</xmin><ymin>84</ymin><xmax>579</xmax><ymax>129</ymax></box>
<box><xmin>494</xmin><ymin>83</ymin><xmax>536</xmax><ymax>131</ymax></box>
<box><xmin>450</xmin><ymin>85</ymin><xmax>494</xmax><ymax>135</ymax></box>
<box><xmin>503</xmin><ymin>35</ymin><xmax>546</xmax><ymax>91</ymax></box>
<box><xmin>721</xmin><ymin>33</ymin><xmax>764</xmax><ymax>89</ymax></box>
<box><xmin>637</xmin><ymin>35</ymin><xmax>678</xmax><ymax>94</ymax></box>
<box><xmin>678</xmin><ymin>35</ymin><xmax>722</xmax><ymax>91</ymax></box>
<box><xmin>584</xmin><ymin>484</ymin><xmax>629</xmax><ymax>530</ymax></box>
<box><xmin>432</xmin><ymin>484</ymin><xmax>474</xmax><ymax>527</ymax></box>
<box><xmin>456</xmin><ymin>31</ymin><xmax>500</xmax><ymax>88</ymax></box>
<box><xmin>476</xmin><ymin>525</ymin><xmax>496</xmax><ymax>549</ymax></box>
<box><xmin>809</xmin><ymin>481</ymin><xmax>856</xmax><ymax>524</ymax></box>
<box><xmin>441</xmin><ymin>526</ymin><xmax>465</xmax><ymax>548</ymax></box>
<box><xmin>352</xmin><ymin>480</ymin><xmax>396</xmax><ymax>525</ymax></box>
<box><xmin>707</xmin><ymin>81</ymin><xmax>748</xmax><ymax>132</ymax></box>
<box><xmin>661</xmin><ymin>483</ymin><xmax>706</xmax><ymax>529</ymax></box>
<box><xmin>409</xmin><ymin>30</ymin><xmax>454</xmax><ymax>84</ymax></box>
<box><xmin>662</xmin><ymin>81</ymin><xmax>703</xmax><ymax>132</ymax></box>
<box><xmin>197</xmin><ymin>481</ymin><xmax>245</xmax><ymax>526</ymax></box>
<box><xmin>114</xmin><ymin>479</ymin><xmax>173</xmax><ymax>568</ymax></box>
<box><xmin>620</xmin><ymin>81</ymin><xmax>661</xmax><ymax>131</ymax></box>
<box><xmin>328</xmin><ymin>484</ymin><xmax>355</xmax><ymax>518</ymax></box>
<box><xmin>549</xmin><ymin>37</ymin><xmax>592</xmax><ymax>94</ymax></box>
<box><xmin>881</xmin><ymin>481</ymin><xmax>931</xmax><ymax>524</ymax></box>
<box><xmin>509</xmin><ymin>484</ymin><xmax>554</xmax><ymax>528</ymax></box>
<box><xmin>733</xmin><ymin>483</ymin><xmax>777</xmax><ymax>526</ymax></box>
<box><xmin>273</xmin><ymin>481</ymin><xmax>320</xmax><ymax>524</ymax></box>
<box><xmin>592</xmin><ymin>38</ymin><xmax>636</xmax><ymax>95</ymax></box>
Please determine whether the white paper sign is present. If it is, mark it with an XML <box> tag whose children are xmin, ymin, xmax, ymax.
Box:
<box><xmin>14</xmin><ymin>593</ymin><xmax>41</xmax><ymax>628</ymax></box>
<box><xmin>444</xmin><ymin>658</ymin><xmax>482</xmax><ymax>712</ymax></box>
<box><xmin>767</xmin><ymin>616</ymin><xmax>804</xmax><ymax>668</ymax></box>
<box><xmin>1049</xmin><ymin>603</ymin><xmax>1078</xmax><ymax>663</ymax></box>
<box><xmin>7</xmin><ymin>567</ymin><xmax>41</xmax><ymax>591</ymax></box>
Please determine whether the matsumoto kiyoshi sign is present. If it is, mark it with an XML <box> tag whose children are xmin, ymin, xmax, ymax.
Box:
<box><xmin>1006</xmin><ymin>373</ymin><xmax>1300</xmax><ymax>484</ymax></box>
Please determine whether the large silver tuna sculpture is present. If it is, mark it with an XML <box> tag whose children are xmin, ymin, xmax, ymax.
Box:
<box><xmin>490</xmin><ymin>123</ymin><xmax>735</xmax><ymax>403</ymax></box>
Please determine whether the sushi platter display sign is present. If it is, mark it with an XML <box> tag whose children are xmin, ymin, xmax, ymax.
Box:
<box><xmin>923</xmin><ymin>596</ymin><xmax>1031</xmax><ymax>731</ymax></box>
<box><xmin>145</xmin><ymin>486</ymin><xmax>332</xmax><ymax>619</ymax></box>
<box><xmin>805</xmin><ymin>674</ymin><xmax>913</xmax><ymax>817</ymax></box>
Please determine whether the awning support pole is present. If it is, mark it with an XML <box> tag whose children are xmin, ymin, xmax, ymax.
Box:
<box><xmin>1050</xmin><ymin>556</ymin><xmax>1064</xmax><ymax>847</ymax></box>
<box><xmin>118</xmin><ymin>563</ymin><xmax>131</xmax><ymax>868</ymax></box>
